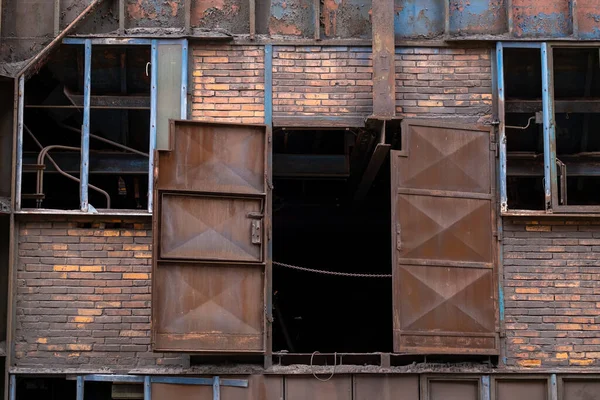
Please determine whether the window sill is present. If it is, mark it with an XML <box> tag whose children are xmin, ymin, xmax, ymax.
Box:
<box><xmin>502</xmin><ymin>210</ymin><xmax>600</xmax><ymax>218</ymax></box>
<box><xmin>16</xmin><ymin>208</ymin><xmax>151</xmax><ymax>217</ymax></box>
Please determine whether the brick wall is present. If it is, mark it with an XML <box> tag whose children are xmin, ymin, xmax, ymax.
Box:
<box><xmin>272</xmin><ymin>46</ymin><xmax>373</xmax><ymax>117</ymax></box>
<box><xmin>191</xmin><ymin>45</ymin><xmax>265</xmax><ymax>124</ymax></box>
<box><xmin>395</xmin><ymin>47</ymin><xmax>493</xmax><ymax>122</ymax></box>
<box><xmin>504</xmin><ymin>219</ymin><xmax>600</xmax><ymax>368</ymax></box>
<box><xmin>15</xmin><ymin>217</ymin><xmax>185</xmax><ymax>369</ymax></box>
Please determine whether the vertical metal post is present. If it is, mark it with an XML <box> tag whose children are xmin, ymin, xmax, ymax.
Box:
<box><xmin>9</xmin><ymin>375</ymin><xmax>15</xmax><ymax>400</ymax></box>
<box><xmin>54</xmin><ymin>0</ymin><xmax>61</xmax><ymax>36</ymax></box>
<box><xmin>496</xmin><ymin>43</ymin><xmax>507</xmax><ymax>212</ymax></box>
<box><xmin>144</xmin><ymin>376</ymin><xmax>151</xmax><ymax>400</ymax></box>
<box><xmin>76</xmin><ymin>376</ymin><xmax>84</xmax><ymax>400</ymax></box>
<box><xmin>444</xmin><ymin>0</ymin><xmax>450</xmax><ymax>36</ymax></box>
<box><xmin>181</xmin><ymin>40</ymin><xmax>188</xmax><ymax>120</ymax></box>
<box><xmin>184</xmin><ymin>0</ymin><xmax>191</xmax><ymax>34</ymax></box>
<box><xmin>572</xmin><ymin>0</ymin><xmax>578</xmax><ymax>38</ymax></box>
<box><xmin>148</xmin><ymin>40</ymin><xmax>158</xmax><ymax>213</ymax></box>
<box><xmin>313</xmin><ymin>0</ymin><xmax>320</xmax><ymax>40</ymax></box>
<box><xmin>81</xmin><ymin>39</ymin><xmax>92</xmax><ymax>212</ymax></box>
<box><xmin>507</xmin><ymin>0</ymin><xmax>514</xmax><ymax>35</ymax></box>
<box><xmin>481</xmin><ymin>376</ymin><xmax>491</xmax><ymax>400</ymax></box>
<box><xmin>541</xmin><ymin>43</ymin><xmax>556</xmax><ymax>210</ymax></box>
<box><xmin>249</xmin><ymin>0</ymin><xmax>256</xmax><ymax>39</ymax></box>
<box><xmin>371</xmin><ymin>0</ymin><xmax>396</xmax><ymax>117</ymax></box>
<box><xmin>550</xmin><ymin>374</ymin><xmax>558</xmax><ymax>400</ymax></box>
<box><xmin>264</xmin><ymin>45</ymin><xmax>273</xmax><ymax>126</ymax></box>
<box><xmin>119</xmin><ymin>0</ymin><xmax>125</xmax><ymax>33</ymax></box>
<box><xmin>212</xmin><ymin>376</ymin><xmax>220</xmax><ymax>400</ymax></box>
<box><xmin>15</xmin><ymin>75</ymin><xmax>24</xmax><ymax>211</ymax></box>
<box><xmin>264</xmin><ymin>43</ymin><xmax>273</xmax><ymax>369</ymax></box>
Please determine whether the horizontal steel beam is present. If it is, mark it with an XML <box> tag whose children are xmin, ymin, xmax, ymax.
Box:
<box><xmin>508</xmin><ymin>154</ymin><xmax>600</xmax><ymax>177</ymax></box>
<box><xmin>64</xmin><ymin>94</ymin><xmax>150</xmax><ymax>109</ymax></box>
<box><xmin>23</xmin><ymin>152</ymin><xmax>350</xmax><ymax>178</ymax></box>
<box><xmin>506</xmin><ymin>99</ymin><xmax>600</xmax><ymax>113</ymax></box>
<box><xmin>273</xmin><ymin>115</ymin><xmax>365</xmax><ymax>128</ymax></box>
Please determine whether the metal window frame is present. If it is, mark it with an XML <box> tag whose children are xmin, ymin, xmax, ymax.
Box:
<box><xmin>15</xmin><ymin>37</ymin><xmax>189</xmax><ymax>214</ymax></box>
<box><xmin>420</xmin><ymin>375</ymin><xmax>489</xmax><ymax>400</ymax></box>
<box><xmin>490</xmin><ymin>375</ymin><xmax>555</xmax><ymax>400</ymax></box>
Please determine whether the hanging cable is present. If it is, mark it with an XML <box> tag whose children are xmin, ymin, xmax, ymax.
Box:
<box><xmin>506</xmin><ymin>116</ymin><xmax>536</xmax><ymax>130</ymax></box>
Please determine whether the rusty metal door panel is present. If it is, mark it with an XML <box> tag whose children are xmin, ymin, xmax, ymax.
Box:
<box><xmin>392</xmin><ymin>119</ymin><xmax>498</xmax><ymax>355</ymax></box>
<box><xmin>397</xmin><ymin>121</ymin><xmax>492</xmax><ymax>194</ymax></box>
<box><xmin>152</xmin><ymin>376</ymin><xmax>283</xmax><ymax>400</ymax></box>
<box><xmin>153</xmin><ymin>120</ymin><xmax>269</xmax><ymax>353</ymax></box>
<box><xmin>157</xmin><ymin>120</ymin><xmax>266</xmax><ymax>195</ymax></box>
<box><xmin>562</xmin><ymin>379</ymin><xmax>600</xmax><ymax>400</ymax></box>
<box><xmin>160</xmin><ymin>193</ymin><xmax>263</xmax><ymax>262</ymax></box>
<box><xmin>396</xmin><ymin>194</ymin><xmax>493</xmax><ymax>263</ymax></box>
<box><xmin>428</xmin><ymin>380</ymin><xmax>479</xmax><ymax>400</ymax></box>
<box><xmin>354</xmin><ymin>376</ymin><xmax>419</xmax><ymax>400</ymax></box>
<box><xmin>154</xmin><ymin>263</ymin><xmax>264</xmax><ymax>352</ymax></box>
<box><xmin>495</xmin><ymin>380</ymin><xmax>548</xmax><ymax>400</ymax></box>
<box><xmin>285</xmin><ymin>376</ymin><xmax>352</xmax><ymax>400</ymax></box>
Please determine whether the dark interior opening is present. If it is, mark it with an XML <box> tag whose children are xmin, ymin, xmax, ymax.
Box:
<box><xmin>503</xmin><ymin>48</ymin><xmax>545</xmax><ymax>210</ymax></box>
<box><xmin>553</xmin><ymin>47</ymin><xmax>600</xmax><ymax>206</ymax></box>
<box><xmin>16</xmin><ymin>377</ymin><xmax>73</xmax><ymax>400</ymax></box>
<box><xmin>22</xmin><ymin>45</ymin><xmax>151</xmax><ymax>210</ymax></box>
<box><xmin>271</xmin><ymin>127</ymin><xmax>393</xmax><ymax>354</ymax></box>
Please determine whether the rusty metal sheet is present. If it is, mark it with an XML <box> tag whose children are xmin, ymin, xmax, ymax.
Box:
<box><xmin>511</xmin><ymin>0</ymin><xmax>571</xmax><ymax>37</ymax></box>
<box><xmin>157</xmin><ymin>121</ymin><xmax>266</xmax><ymax>195</ymax></box>
<box><xmin>152</xmin><ymin>376</ymin><xmax>283</xmax><ymax>400</ymax></box>
<box><xmin>391</xmin><ymin>119</ymin><xmax>498</xmax><ymax>355</ymax></box>
<box><xmin>372</xmin><ymin>0</ymin><xmax>395</xmax><ymax>117</ymax></box>
<box><xmin>154</xmin><ymin>263</ymin><xmax>264</xmax><ymax>352</ymax></box>
<box><xmin>322</xmin><ymin>0</ymin><xmax>372</xmax><ymax>38</ymax></box>
<box><xmin>495</xmin><ymin>379</ymin><xmax>548</xmax><ymax>400</ymax></box>
<box><xmin>428</xmin><ymin>379</ymin><xmax>479</xmax><ymax>400</ymax></box>
<box><xmin>126</xmin><ymin>0</ymin><xmax>185</xmax><ymax>28</ymax></box>
<box><xmin>394</xmin><ymin>0</ymin><xmax>445</xmax><ymax>39</ymax></box>
<box><xmin>160</xmin><ymin>194</ymin><xmax>263</xmax><ymax>262</ymax></box>
<box><xmin>191</xmin><ymin>0</ymin><xmax>250</xmax><ymax>34</ymax></box>
<box><xmin>285</xmin><ymin>376</ymin><xmax>352</xmax><ymax>400</ymax></box>
<box><xmin>575</xmin><ymin>0</ymin><xmax>600</xmax><ymax>39</ymax></box>
<box><xmin>153</xmin><ymin>120</ymin><xmax>269</xmax><ymax>353</ymax></box>
<box><xmin>449</xmin><ymin>0</ymin><xmax>507</xmax><ymax>35</ymax></box>
<box><xmin>267</xmin><ymin>0</ymin><xmax>315</xmax><ymax>36</ymax></box>
<box><xmin>354</xmin><ymin>376</ymin><xmax>419</xmax><ymax>400</ymax></box>
<box><xmin>562</xmin><ymin>379</ymin><xmax>600</xmax><ymax>400</ymax></box>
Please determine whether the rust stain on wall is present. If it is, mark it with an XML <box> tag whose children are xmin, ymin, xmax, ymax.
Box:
<box><xmin>194</xmin><ymin>0</ymin><xmax>226</xmax><ymax>19</ymax></box>
<box><xmin>575</xmin><ymin>0</ymin><xmax>600</xmax><ymax>39</ymax></box>
<box><xmin>191</xmin><ymin>0</ymin><xmax>248</xmax><ymax>33</ymax></box>
<box><xmin>511</xmin><ymin>0</ymin><xmax>571</xmax><ymax>37</ymax></box>
<box><xmin>322</xmin><ymin>0</ymin><xmax>372</xmax><ymax>38</ymax></box>
<box><xmin>269</xmin><ymin>0</ymin><xmax>311</xmax><ymax>36</ymax></box>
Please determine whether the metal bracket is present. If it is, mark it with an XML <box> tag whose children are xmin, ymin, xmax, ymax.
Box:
<box><xmin>252</xmin><ymin>220</ymin><xmax>262</xmax><ymax>244</ymax></box>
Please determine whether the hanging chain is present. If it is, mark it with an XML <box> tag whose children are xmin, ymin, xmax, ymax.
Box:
<box><xmin>273</xmin><ymin>261</ymin><xmax>392</xmax><ymax>278</ymax></box>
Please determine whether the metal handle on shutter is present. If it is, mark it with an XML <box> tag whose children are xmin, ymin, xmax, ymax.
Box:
<box><xmin>396</xmin><ymin>223</ymin><xmax>402</xmax><ymax>250</ymax></box>
<box><xmin>248</xmin><ymin>212</ymin><xmax>263</xmax><ymax>244</ymax></box>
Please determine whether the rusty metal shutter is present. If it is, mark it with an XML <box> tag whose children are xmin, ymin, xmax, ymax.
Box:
<box><xmin>152</xmin><ymin>120</ymin><xmax>269</xmax><ymax>353</ymax></box>
<box><xmin>391</xmin><ymin>119</ymin><xmax>499</xmax><ymax>355</ymax></box>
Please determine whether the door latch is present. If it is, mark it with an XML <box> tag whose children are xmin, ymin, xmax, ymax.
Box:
<box><xmin>251</xmin><ymin>220</ymin><xmax>262</xmax><ymax>245</ymax></box>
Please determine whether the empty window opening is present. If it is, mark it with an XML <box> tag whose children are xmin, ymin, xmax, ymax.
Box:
<box><xmin>21</xmin><ymin>45</ymin><xmax>151</xmax><ymax>210</ymax></box>
<box><xmin>503</xmin><ymin>48</ymin><xmax>545</xmax><ymax>210</ymax></box>
<box><xmin>271</xmin><ymin>127</ymin><xmax>394</xmax><ymax>354</ymax></box>
<box><xmin>553</xmin><ymin>47</ymin><xmax>600</xmax><ymax>206</ymax></box>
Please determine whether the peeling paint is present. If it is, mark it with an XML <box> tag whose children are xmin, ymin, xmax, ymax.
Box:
<box><xmin>192</xmin><ymin>0</ymin><xmax>249</xmax><ymax>34</ymax></box>
<box><xmin>512</xmin><ymin>0</ymin><xmax>571</xmax><ymax>37</ymax></box>
<box><xmin>576</xmin><ymin>0</ymin><xmax>600</xmax><ymax>39</ymax></box>
<box><xmin>269</xmin><ymin>0</ymin><xmax>313</xmax><ymax>37</ymax></box>
<box><xmin>126</xmin><ymin>0</ymin><xmax>183</xmax><ymax>28</ymax></box>
<box><xmin>449</xmin><ymin>0</ymin><xmax>506</xmax><ymax>35</ymax></box>
<box><xmin>395</xmin><ymin>0</ymin><xmax>445</xmax><ymax>39</ymax></box>
<box><xmin>322</xmin><ymin>0</ymin><xmax>372</xmax><ymax>38</ymax></box>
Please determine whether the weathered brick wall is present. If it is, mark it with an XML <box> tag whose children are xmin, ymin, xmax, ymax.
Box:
<box><xmin>272</xmin><ymin>46</ymin><xmax>373</xmax><ymax>117</ymax></box>
<box><xmin>15</xmin><ymin>217</ymin><xmax>185</xmax><ymax>369</ymax></box>
<box><xmin>504</xmin><ymin>219</ymin><xmax>600</xmax><ymax>368</ymax></box>
<box><xmin>191</xmin><ymin>45</ymin><xmax>265</xmax><ymax>124</ymax></box>
<box><xmin>395</xmin><ymin>47</ymin><xmax>493</xmax><ymax>122</ymax></box>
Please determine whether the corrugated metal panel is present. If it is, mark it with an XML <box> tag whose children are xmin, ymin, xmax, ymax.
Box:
<box><xmin>152</xmin><ymin>376</ymin><xmax>283</xmax><ymax>400</ymax></box>
<box><xmin>391</xmin><ymin>120</ymin><xmax>498</xmax><ymax>355</ymax></box>
<box><xmin>322</xmin><ymin>0</ymin><xmax>372</xmax><ymax>38</ymax></box>
<box><xmin>495</xmin><ymin>380</ymin><xmax>548</xmax><ymax>400</ymax></box>
<box><xmin>449</xmin><ymin>0</ymin><xmax>507</xmax><ymax>35</ymax></box>
<box><xmin>354</xmin><ymin>376</ymin><xmax>419</xmax><ymax>400</ymax></box>
<box><xmin>511</xmin><ymin>0</ymin><xmax>571</xmax><ymax>37</ymax></box>
<box><xmin>153</xmin><ymin>120</ymin><xmax>268</xmax><ymax>353</ymax></box>
<box><xmin>575</xmin><ymin>0</ymin><xmax>600</xmax><ymax>39</ymax></box>
<box><xmin>394</xmin><ymin>0</ymin><xmax>445</xmax><ymax>38</ymax></box>
<box><xmin>285</xmin><ymin>376</ymin><xmax>352</xmax><ymax>400</ymax></box>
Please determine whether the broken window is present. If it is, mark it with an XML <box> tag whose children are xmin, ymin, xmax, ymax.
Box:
<box><xmin>17</xmin><ymin>39</ymin><xmax>187</xmax><ymax>213</ymax></box>
<box><xmin>498</xmin><ymin>42</ymin><xmax>600</xmax><ymax>214</ymax></box>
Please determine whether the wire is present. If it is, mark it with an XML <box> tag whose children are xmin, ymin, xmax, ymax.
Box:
<box><xmin>506</xmin><ymin>116</ymin><xmax>536</xmax><ymax>130</ymax></box>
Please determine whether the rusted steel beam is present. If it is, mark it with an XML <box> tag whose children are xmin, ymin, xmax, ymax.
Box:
<box><xmin>249</xmin><ymin>0</ymin><xmax>256</xmax><ymax>39</ymax></box>
<box><xmin>314</xmin><ymin>0</ymin><xmax>320</xmax><ymax>40</ymax></box>
<box><xmin>184</xmin><ymin>0</ymin><xmax>191</xmax><ymax>34</ymax></box>
<box><xmin>371</xmin><ymin>0</ymin><xmax>396</xmax><ymax>117</ymax></box>
<box><xmin>54</xmin><ymin>0</ymin><xmax>61</xmax><ymax>36</ymax></box>
<box><xmin>18</xmin><ymin>0</ymin><xmax>107</xmax><ymax>79</ymax></box>
<box><xmin>506</xmin><ymin>99</ymin><xmax>600</xmax><ymax>113</ymax></box>
<box><xmin>119</xmin><ymin>0</ymin><xmax>125</xmax><ymax>33</ymax></box>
